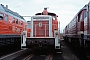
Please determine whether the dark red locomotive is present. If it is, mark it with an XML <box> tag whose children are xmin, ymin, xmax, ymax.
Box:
<box><xmin>63</xmin><ymin>2</ymin><xmax>90</xmax><ymax>48</ymax></box>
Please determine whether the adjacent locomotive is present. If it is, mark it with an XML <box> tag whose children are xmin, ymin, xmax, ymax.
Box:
<box><xmin>63</xmin><ymin>2</ymin><xmax>90</xmax><ymax>48</ymax></box>
<box><xmin>21</xmin><ymin>8</ymin><xmax>60</xmax><ymax>52</ymax></box>
<box><xmin>0</xmin><ymin>4</ymin><xmax>26</xmax><ymax>49</ymax></box>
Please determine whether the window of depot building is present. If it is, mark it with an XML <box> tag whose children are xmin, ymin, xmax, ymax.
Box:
<box><xmin>0</xmin><ymin>14</ymin><xmax>3</xmax><ymax>20</ymax></box>
<box><xmin>16</xmin><ymin>19</ymin><xmax>18</xmax><ymax>24</ymax></box>
<box><xmin>4</xmin><ymin>15</ymin><xmax>8</xmax><ymax>22</ymax></box>
<box><xmin>84</xmin><ymin>12</ymin><xmax>87</xmax><ymax>19</ymax></box>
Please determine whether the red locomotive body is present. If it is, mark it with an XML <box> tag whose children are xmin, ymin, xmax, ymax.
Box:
<box><xmin>33</xmin><ymin>20</ymin><xmax>49</xmax><ymax>37</ymax></box>
<box><xmin>0</xmin><ymin>4</ymin><xmax>26</xmax><ymax>50</ymax></box>
<box><xmin>22</xmin><ymin>8</ymin><xmax>60</xmax><ymax>52</ymax></box>
<box><xmin>64</xmin><ymin>2</ymin><xmax>90</xmax><ymax>48</ymax></box>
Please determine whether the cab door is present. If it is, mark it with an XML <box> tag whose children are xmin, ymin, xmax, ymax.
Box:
<box><xmin>84</xmin><ymin>10</ymin><xmax>88</xmax><ymax>35</ymax></box>
<box><xmin>0</xmin><ymin>13</ymin><xmax>8</xmax><ymax>34</ymax></box>
<box><xmin>77</xmin><ymin>11</ymin><xmax>84</xmax><ymax>34</ymax></box>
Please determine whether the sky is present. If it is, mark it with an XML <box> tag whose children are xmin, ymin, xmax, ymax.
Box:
<box><xmin>0</xmin><ymin>0</ymin><xmax>90</xmax><ymax>33</ymax></box>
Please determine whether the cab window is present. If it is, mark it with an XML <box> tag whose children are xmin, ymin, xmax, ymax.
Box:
<box><xmin>80</xmin><ymin>14</ymin><xmax>82</xmax><ymax>21</ymax></box>
<box><xmin>21</xmin><ymin>21</ymin><xmax>23</xmax><ymax>25</ymax></box>
<box><xmin>84</xmin><ymin>12</ymin><xmax>87</xmax><ymax>19</ymax></box>
<box><xmin>12</xmin><ymin>18</ymin><xmax>15</xmax><ymax>23</ymax></box>
<box><xmin>16</xmin><ymin>19</ymin><xmax>18</xmax><ymax>24</ymax></box>
<box><xmin>0</xmin><ymin>14</ymin><xmax>3</xmax><ymax>20</ymax></box>
<box><xmin>4</xmin><ymin>15</ymin><xmax>8</xmax><ymax>22</ymax></box>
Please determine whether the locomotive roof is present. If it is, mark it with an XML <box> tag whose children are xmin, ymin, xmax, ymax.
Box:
<box><xmin>66</xmin><ymin>4</ymin><xmax>88</xmax><ymax>26</ymax></box>
<box><xmin>35</xmin><ymin>12</ymin><xmax>58</xmax><ymax>17</ymax></box>
<box><xmin>0</xmin><ymin>4</ymin><xmax>25</xmax><ymax>21</ymax></box>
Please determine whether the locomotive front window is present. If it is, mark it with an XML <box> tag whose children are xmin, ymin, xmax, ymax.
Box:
<box><xmin>27</xmin><ymin>24</ymin><xmax>31</xmax><ymax>28</ymax></box>
<box><xmin>0</xmin><ymin>14</ymin><xmax>3</xmax><ymax>20</ymax></box>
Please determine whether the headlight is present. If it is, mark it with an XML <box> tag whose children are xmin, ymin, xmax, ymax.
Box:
<box><xmin>55</xmin><ymin>32</ymin><xmax>58</xmax><ymax>35</ymax></box>
<box><xmin>23</xmin><ymin>31</ymin><xmax>26</xmax><ymax>35</ymax></box>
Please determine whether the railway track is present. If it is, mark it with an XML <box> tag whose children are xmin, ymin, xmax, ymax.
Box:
<box><xmin>23</xmin><ymin>54</ymin><xmax>34</xmax><ymax>60</ymax></box>
<box><xmin>22</xmin><ymin>54</ymin><xmax>53</xmax><ymax>60</ymax></box>
<box><xmin>45</xmin><ymin>54</ymin><xmax>52</xmax><ymax>60</ymax></box>
<box><xmin>63</xmin><ymin>40</ymin><xmax>90</xmax><ymax>60</ymax></box>
<box><xmin>1</xmin><ymin>40</ymin><xmax>82</xmax><ymax>60</ymax></box>
<box><xmin>13</xmin><ymin>49</ymin><xmax>63</xmax><ymax>60</ymax></box>
<box><xmin>0</xmin><ymin>48</ymin><xmax>28</xmax><ymax>60</ymax></box>
<box><xmin>12</xmin><ymin>48</ymin><xmax>65</xmax><ymax>60</ymax></box>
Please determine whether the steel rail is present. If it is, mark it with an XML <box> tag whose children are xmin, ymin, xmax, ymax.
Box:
<box><xmin>45</xmin><ymin>54</ymin><xmax>53</xmax><ymax>60</ymax></box>
<box><xmin>23</xmin><ymin>54</ymin><xmax>34</xmax><ymax>60</ymax></box>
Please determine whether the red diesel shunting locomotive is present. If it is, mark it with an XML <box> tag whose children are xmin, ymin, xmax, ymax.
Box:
<box><xmin>0</xmin><ymin>4</ymin><xmax>26</xmax><ymax>49</ymax></box>
<box><xmin>21</xmin><ymin>8</ymin><xmax>61</xmax><ymax>52</ymax></box>
<box><xmin>63</xmin><ymin>2</ymin><xmax>90</xmax><ymax>49</ymax></box>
